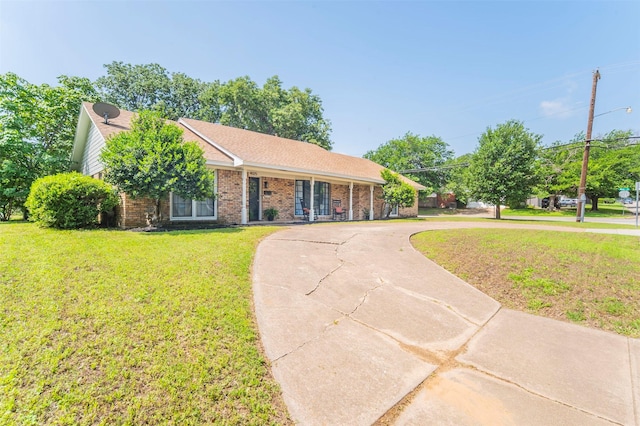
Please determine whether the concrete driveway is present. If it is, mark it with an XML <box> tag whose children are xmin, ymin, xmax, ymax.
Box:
<box><xmin>252</xmin><ymin>221</ymin><xmax>640</xmax><ymax>425</ymax></box>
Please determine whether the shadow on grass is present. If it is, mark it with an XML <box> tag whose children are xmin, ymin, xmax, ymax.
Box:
<box><xmin>0</xmin><ymin>219</ymin><xmax>30</xmax><ymax>225</ymax></box>
<box><xmin>419</xmin><ymin>208</ymin><xmax>491</xmax><ymax>216</ymax></box>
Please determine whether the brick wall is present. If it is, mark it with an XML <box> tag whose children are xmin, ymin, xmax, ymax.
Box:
<box><xmin>116</xmin><ymin>193</ymin><xmax>169</xmax><ymax>228</ymax></box>
<box><xmin>261</xmin><ymin>178</ymin><xmax>295</xmax><ymax>221</ymax></box>
<box><xmin>113</xmin><ymin>172</ymin><xmax>420</xmax><ymax>227</ymax></box>
<box><xmin>399</xmin><ymin>199</ymin><xmax>419</xmax><ymax>217</ymax></box>
<box><xmin>216</xmin><ymin>169</ymin><xmax>243</xmax><ymax>224</ymax></box>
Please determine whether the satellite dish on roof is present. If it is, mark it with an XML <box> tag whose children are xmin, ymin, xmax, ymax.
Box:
<box><xmin>92</xmin><ymin>102</ymin><xmax>120</xmax><ymax>124</ymax></box>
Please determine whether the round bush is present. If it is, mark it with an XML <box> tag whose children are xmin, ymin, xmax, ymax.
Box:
<box><xmin>25</xmin><ymin>172</ymin><xmax>119</xmax><ymax>229</ymax></box>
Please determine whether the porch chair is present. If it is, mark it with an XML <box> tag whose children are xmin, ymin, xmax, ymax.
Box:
<box><xmin>300</xmin><ymin>198</ymin><xmax>310</xmax><ymax>221</ymax></box>
<box><xmin>332</xmin><ymin>199</ymin><xmax>347</xmax><ymax>221</ymax></box>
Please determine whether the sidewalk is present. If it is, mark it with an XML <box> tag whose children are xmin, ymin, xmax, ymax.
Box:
<box><xmin>252</xmin><ymin>222</ymin><xmax>639</xmax><ymax>425</ymax></box>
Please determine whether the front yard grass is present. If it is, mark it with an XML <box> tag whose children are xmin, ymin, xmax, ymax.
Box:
<box><xmin>411</xmin><ymin>229</ymin><xmax>640</xmax><ymax>337</ymax></box>
<box><xmin>502</xmin><ymin>202</ymin><xmax>633</xmax><ymax>217</ymax></box>
<box><xmin>0</xmin><ymin>222</ymin><xmax>290</xmax><ymax>425</ymax></box>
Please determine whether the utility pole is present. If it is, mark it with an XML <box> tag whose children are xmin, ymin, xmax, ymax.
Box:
<box><xmin>576</xmin><ymin>70</ymin><xmax>601</xmax><ymax>222</ymax></box>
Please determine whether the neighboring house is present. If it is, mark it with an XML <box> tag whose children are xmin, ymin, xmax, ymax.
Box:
<box><xmin>419</xmin><ymin>192</ymin><xmax>456</xmax><ymax>209</ymax></box>
<box><xmin>71</xmin><ymin>102</ymin><xmax>425</xmax><ymax>228</ymax></box>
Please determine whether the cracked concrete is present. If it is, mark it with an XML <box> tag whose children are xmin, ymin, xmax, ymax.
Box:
<box><xmin>252</xmin><ymin>221</ymin><xmax>640</xmax><ymax>425</ymax></box>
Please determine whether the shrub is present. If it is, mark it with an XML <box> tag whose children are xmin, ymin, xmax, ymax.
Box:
<box><xmin>25</xmin><ymin>172</ymin><xmax>119</xmax><ymax>229</ymax></box>
<box><xmin>263</xmin><ymin>207</ymin><xmax>279</xmax><ymax>221</ymax></box>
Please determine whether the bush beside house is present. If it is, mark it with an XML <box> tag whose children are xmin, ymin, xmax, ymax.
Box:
<box><xmin>25</xmin><ymin>172</ymin><xmax>119</xmax><ymax>229</ymax></box>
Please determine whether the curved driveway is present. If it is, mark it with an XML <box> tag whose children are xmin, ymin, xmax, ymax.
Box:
<box><xmin>252</xmin><ymin>222</ymin><xmax>640</xmax><ymax>425</ymax></box>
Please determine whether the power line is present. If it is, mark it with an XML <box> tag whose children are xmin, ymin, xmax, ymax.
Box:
<box><xmin>399</xmin><ymin>163</ymin><xmax>469</xmax><ymax>173</ymax></box>
<box><xmin>542</xmin><ymin>136</ymin><xmax>640</xmax><ymax>150</ymax></box>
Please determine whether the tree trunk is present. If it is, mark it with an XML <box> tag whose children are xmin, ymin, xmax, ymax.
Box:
<box><xmin>495</xmin><ymin>204</ymin><xmax>501</xmax><ymax>219</ymax></box>
<box><xmin>591</xmin><ymin>196</ymin><xmax>599</xmax><ymax>211</ymax></box>
<box><xmin>146</xmin><ymin>198</ymin><xmax>163</xmax><ymax>227</ymax></box>
<box><xmin>156</xmin><ymin>198</ymin><xmax>163</xmax><ymax>224</ymax></box>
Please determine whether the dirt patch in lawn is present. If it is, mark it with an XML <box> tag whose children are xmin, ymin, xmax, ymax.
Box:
<box><xmin>411</xmin><ymin>229</ymin><xmax>640</xmax><ymax>337</ymax></box>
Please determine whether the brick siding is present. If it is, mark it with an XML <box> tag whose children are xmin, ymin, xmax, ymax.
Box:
<box><xmin>112</xmin><ymin>171</ymin><xmax>420</xmax><ymax>228</ymax></box>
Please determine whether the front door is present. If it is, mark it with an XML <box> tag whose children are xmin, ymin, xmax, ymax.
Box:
<box><xmin>249</xmin><ymin>177</ymin><xmax>260</xmax><ymax>221</ymax></box>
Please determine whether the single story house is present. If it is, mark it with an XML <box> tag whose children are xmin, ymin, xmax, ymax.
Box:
<box><xmin>71</xmin><ymin>102</ymin><xmax>425</xmax><ymax>228</ymax></box>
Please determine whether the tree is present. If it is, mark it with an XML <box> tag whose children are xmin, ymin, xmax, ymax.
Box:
<box><xmin>96</xmin><ymin>63</ymin><xmax>333</xmax><ymax>149</ymax></box>
<box><xmin>217</xmin><ymin>75</ymin><xmax>332</xmax><ymax>149</ymax></box>
<box><xmin>380</xmin><ymin>169</ymin><xmax>416</xmax><ymax>217</ymax></box>
<box><xmin>95</xmin><ymin>62</ymin><xmax>172</xmax><ymax>113</ymax></box>
<box><xmin>364</xmin><ymin>132</ymin><xmax>453</xmax><ymax>194</ymax></box>
<box><xmin>99</xmin><ymin>110</ymin><xmax>215</xmax><ymax>225</ymax></box>
<box><xmin>442</xmin><ymin>153</ymin><xmax>474</xmax><ymax>205</ymax></box>
<box><xmin>0</xmin><ymin>72</ymin><xmax>99</xmax><ymax>219</ymax></box>
<box><xmin>544</xmin><ymin>130</ymin><xmax>636</xmax><ymax>211</ymax></box>
<box><xmin>469</xmin><ymin>120</ymin><xmax>541</xmax><ymax>219</ymax></box>
<box><xmin>581</xmin><ymin>130</ymin><xmax>636</xmax><ymax>210</ymax></box>
<box><xmin>534</xmin><ymin>134</ymin><xmax>583</xmax><ymax>211</ymax></box>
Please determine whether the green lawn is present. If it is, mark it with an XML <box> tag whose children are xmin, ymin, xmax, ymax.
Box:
<box><xmin>502</xmin><ymin>202</ymin><xmax>633</xmax><ymax>217</ymax></box>
<box><xmin>412</xmin><ymin>229</ymin><xmax>640</xmax><ymax>337</ymax></box>
<box><xmin>420</xmin><ymin>202</ymin><xmax>635</xmax><ymax>218</ymax></box>
<box><xmin>0</xmin><ymin>222</ymin><xmax>290</xmax><ymax>425</ymax></box>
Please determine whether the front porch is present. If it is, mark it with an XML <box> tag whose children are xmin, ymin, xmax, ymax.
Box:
<box><xmin>235</xmin><ymin>172</ymin><xmax>385</xmax><ymax>225</ymax></box>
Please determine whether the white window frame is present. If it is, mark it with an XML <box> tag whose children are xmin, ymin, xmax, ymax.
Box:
<box><xmin>169</xmin><ymin>172</ymin><xmax>218</xmax><ymax>221</ymax></box>
<box><xmin>388</xmin><ymin>204</ymin><xmax>399</xmax><ymax>217</ymax></box>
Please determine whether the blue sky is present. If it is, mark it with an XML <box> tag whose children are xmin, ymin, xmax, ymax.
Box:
<box><xmin>1</xmin><ymin>0</ymin><xmax>638</xmax><ymax>157</ymax></box>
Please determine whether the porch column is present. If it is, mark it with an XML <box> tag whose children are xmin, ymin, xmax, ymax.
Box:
<box><xmin>369</xmin><ymin>185</ymin><xmax>374</xmax><ymax>220</ymax></box>
<box><xmin>349</xmin><ymin>182</ymin><xmax>353</xmax><ymax>221</ymax></box>
<box><xmin>309</xmin><ymin>176</ymin><xmax>315</xmax><ymax>222</ymax></box>
<box><xmin>241</xmin><ymin>169</ymin><xmax>247</xmax><ymax>225</ymax></box>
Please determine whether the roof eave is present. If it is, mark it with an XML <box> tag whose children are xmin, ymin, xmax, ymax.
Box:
<box><xmin>241</xmin><ymin>161</ymin><xmax>386</xmax><ymax>185</ymax></box>
<box><xmin>69</xmin><ymin>103</ymin><xmax>92</xmax><ymax>171</ymax></box>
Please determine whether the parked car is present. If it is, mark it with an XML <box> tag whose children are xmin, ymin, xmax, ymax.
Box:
<box><xmin>559</xmin><ymin>198</ymin><xmax>577</xmax><ymax>207</ymax></box>
<box><xmin>541</xmin><ymin>197</ymin><xmax>560</xmax><ymax>209</ymax></box>
<box><xmin>623</xmin><ymin>197</ymin><xmax>633</xmax><ymax>205</ymax></box>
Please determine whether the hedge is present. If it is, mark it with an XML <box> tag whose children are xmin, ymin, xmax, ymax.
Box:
<box><xmin>25</xmin><ymin>172</ymin><xmax>119</xmax><ymax>229</ymax></box>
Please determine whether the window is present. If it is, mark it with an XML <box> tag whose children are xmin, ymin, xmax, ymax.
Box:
<box><xmin>172</xmin><ymin>194</ymin><xmax>193</xmax><ymax>217</ymax></box>
<box><xmin>295</xmin><ymin>180</ymin><xmax>330</xmax><ymax>215</ymax></box>
<box><xmin>171</xmin><ymin>193</ymin><xmax>216</xmax><ymax>219</ymax></box>
<box><xmin>196</xmin><ymin>198</ymin><xmax>215</xmax><ymax>217</ymax></box>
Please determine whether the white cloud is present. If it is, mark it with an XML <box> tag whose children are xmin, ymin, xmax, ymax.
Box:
<box><xmin>539</xmin><ymin>98</ymin><xmax>576</xmax><ymax>119</ymax></box>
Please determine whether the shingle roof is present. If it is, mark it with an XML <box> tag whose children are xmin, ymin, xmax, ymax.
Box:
<box><xmin>78</xmin><ymin>102</ymin><xmax>425</xmax><ymax>190</ymax></box>
<box><xmin>180</xmin><ymin>118</ymin><xmax>425</xmax><ymax>189</ymax></box>
<box><xmin>81</xmin><ymin>102</ymin><xmax>233</xmax><ymax>164</ymax></box>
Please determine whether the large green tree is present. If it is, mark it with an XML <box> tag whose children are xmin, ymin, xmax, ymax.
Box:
<box><xmin>540</xmin><ymin>130</ymin><xmax>636</xmax><ymax>211</ymax></box>
<box><xmin>100</xmin><ymin>110</ymin><xmax>215</xmax><ymax>225</ymax></box>
<box><xmin>534</xmin><ymin>133</ymin><xmax>584</xmax><ymax>210</ymax></box>
<box><xmin>198</xmin><ymin>75</ymin><xmax>333</xmax><ymax>149</ymax></box>
<box><xmin>95</xmin><ymin>63</ymin><xmax>332</xmax><ymax>149</ymax></box>
<box><xmin>364</xmin><ymin>132</ymin><xmax>453</xmax><ymax>194</ymax></box>
<box><xmin>469</xmin><ymin>120</ymin><xmax>541</xmax><ymax>219</ymax></box>
<box><xmin>442</xmin><ymin>153</ymin><xmax>474</xmax><ymax>205</ymax></box>
<box><xmin>0</xmin><ymin>73</ymin><xmax>99</xmax><ymax>219</ymax></box>
<box><xmin>95</xmin><ymin>62</ymin><xmax>172</xmax><ymax>113</ymax></box>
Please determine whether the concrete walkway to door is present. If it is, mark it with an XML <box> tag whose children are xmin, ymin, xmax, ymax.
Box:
<box><xmin>252</xmin><ymin>221</ymin><xmax>640</xmax><ymax>425</ymax></box>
